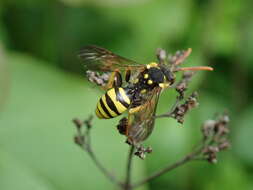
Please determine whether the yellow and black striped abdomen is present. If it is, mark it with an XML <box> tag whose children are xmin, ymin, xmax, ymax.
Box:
<box><xmin>95</xmin><ymin>87</ymin><xmax>131</xmax><ymax>119</ymax></box>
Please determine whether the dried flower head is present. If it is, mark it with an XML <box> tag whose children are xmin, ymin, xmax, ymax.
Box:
<box><xmin>86</xmin><ymin>70</ymin><xmax>110</xmax><ymax>87</ymax></box>
<box><xmin>200</xmin><ymin>114</ymin><xmax>230</xmax><ymax>163</ymax></box>
<box><xmin>171</xmin><ymin>92</ymin><xmax>199</xmax><ymax>123</ymax></box>
<box><xmin>134</xmin><ymin>146</ymin><xmax>153</xmax><ymax>159</ymax></box>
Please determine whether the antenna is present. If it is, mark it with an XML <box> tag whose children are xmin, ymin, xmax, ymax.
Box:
<box><xmin>176</xmin><ymin>66</ymin><xmax>213</xmax><ymax>71</ymax></box>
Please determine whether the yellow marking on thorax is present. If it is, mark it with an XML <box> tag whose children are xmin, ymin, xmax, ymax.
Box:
<box><xmin>146</xmin><ymin>62</ymin><xmax>158</xmax><ymax>69</ymax></box>
<box><xmin>159</xmin><ymin>83</ymin><xmax>170</xmax><ymax>89</ymax></box>
<box><xmin>144</xmin><ymin>74</ymin><xmax>149</xmax><ymax>79</ymax></box>
<box><xmin>148</xmin><ymin>80</ymin><xmax>153</xmax><ymax>85</ymax></box>
<box><xmin>141</xmin><ymin>89</ymin><xmax>147</xmax><ymax>94</ymax></box>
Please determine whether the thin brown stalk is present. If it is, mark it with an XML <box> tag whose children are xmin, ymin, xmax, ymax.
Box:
<box><xmin>85</xmin><ymin>146</ymin><xmax>123</xmax><ymax>187</ymax></box>
<box><xmin>124</xmin><ymin>146</ymin><xmax>135</xmax><ymax>190</ymax></box>
<box><xmin>132</xmin><ymin>147</ymin><xmax>202</xmax><ymax>188</ymax></box>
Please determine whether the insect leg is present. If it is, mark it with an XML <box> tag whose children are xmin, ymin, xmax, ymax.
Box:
<box><xmin>125</xmin><ymin>68</ymin><xmax>131</xmax><ymax>82</ymax></box>
<box><xmin>128</xmin><ymin>105</ymin><xmax>145</xmax><ymax>114</ymax></box>
<box><xmin>103</xmin><ymin>70</ymin><xmax>122</xmax><ymax>90</ymax></box>
<box><xmin>113</xmin><ymin>71</ymin><xmax>123</xmax><ymax>87</ymax></box>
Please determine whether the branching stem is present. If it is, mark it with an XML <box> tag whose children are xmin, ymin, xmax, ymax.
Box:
<box><xmin>74</xmin><ymin>118</ymin><xmax>123</xmax><ymax>188</ymax></box>
<box><xmin>132</xmin><ymin>147</ymin><xmax>203</xmax><ymax>188</ymax></box>
<box><xmin>85</xmin><ymin>146</ymin><xmax>123</xmax><ymax>187</ymax></box>
<box><xmin>73</xmin><ymin>48</ymin><xmax>229</xmax><ymax>190</ymax></box>
<box><xmin>155</xmin><ymin>95</ymin><xmax>182</xmax><ymax>118</ymax></box>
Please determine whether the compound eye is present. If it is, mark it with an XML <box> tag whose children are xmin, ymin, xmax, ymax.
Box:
<box><xmin>165</xmin><ymin>71</ymin><xmax>175</xmax><ymax>84</ymax></box>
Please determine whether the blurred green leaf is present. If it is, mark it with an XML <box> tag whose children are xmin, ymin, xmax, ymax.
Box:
<box><xmin>0</xmin><ymin>150</ymin><xmax>55</xmax><ymax>190</ymax></box>
<box><xmin>205</xmin><ymin>157</ymin><xmax>253</xmax><ymax>190</ymax></box>
<box><xmin>201</xmin><ymin>0</ymin><xmax>243</xmax><ymax>55</ymax></box>
<box><xmin>0</xmin><ymin>42</ymin><xmax>9</xmax><ymax>112</ymax></box>
<box><xmin>234</xmin><ymin>105</ymin><xmax>253</xmax><ymax>165</ymax></box>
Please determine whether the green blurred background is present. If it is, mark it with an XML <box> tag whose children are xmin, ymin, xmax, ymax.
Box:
<box><xmin>0</xmin><ymin>0</ymin><xmax>253</xmax><ymax>189</ymax></box>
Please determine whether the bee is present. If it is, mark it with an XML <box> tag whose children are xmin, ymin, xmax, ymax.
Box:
<box><xmin>78</xmin><ymin>45</ymin><xmax>212</xmax><ymax>145</ymax></box>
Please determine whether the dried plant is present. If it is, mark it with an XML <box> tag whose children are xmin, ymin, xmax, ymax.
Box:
<box><xmin>72</xmin><ymin>48</ymin><xmax>230</xmax><ymax>190</ymax></box>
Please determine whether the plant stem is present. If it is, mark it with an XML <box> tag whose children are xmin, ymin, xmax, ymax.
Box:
<box><xmin>85</xmin><ymin>145</ymin><xmax>123</xmax><ymax>187</ymax></box>
<box><xmin>132</xmin><ymin>148</ymin><xmax>202</xmax><ymax>188</ymax></box>
<box><xmin>155</xmin><ymin>95</ymin><xmax>181</xmax><ymax>118</ymax></box>
<box><xmin>124</xmin><ymin>146</ymin><xmax>135</xmax><ymax>190</ymax></box>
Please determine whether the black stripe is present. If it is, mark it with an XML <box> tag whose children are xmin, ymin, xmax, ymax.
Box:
<box><xmin>105</xmin><ymin>93</ymin><xmax>120</xmax><ymax>115</ymax></box>
<box><xmin>115</xmin><ymin>88</ymin><xmax>130</xmax><ymax>108</ymax></box>
<box><xmin>99</xmin><ymin>99</ymin><xmax>113</xmax><ymax>118</ymax></box>
<box><xmin>125</xmin><ymin>70</ymin><xmax>131</xmax><ymax>82</ymax></box>
<box><xmin>97</xmin><ymin>105</ymin><xmax>107</xmax><ymax>118</ymax></box>
<box><xmin>96</xmin><ymin>107</ymin><xmax>104</xmax><ymax>118</ymax></box>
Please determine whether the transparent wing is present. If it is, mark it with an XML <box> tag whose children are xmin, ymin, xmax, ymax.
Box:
<box><xmin>126</xmin><ymin>88</ymin><xmax>162</xmax><ymax>144</ymax></box>
<box><xmin>78</xmin><ymin>45</ymin><xmax>144</xmax><ymax>72</ymax></box>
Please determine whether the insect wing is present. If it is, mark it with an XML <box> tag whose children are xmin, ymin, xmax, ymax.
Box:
<box><xmin>126</xmin><ymin>88</ymin><xmax>162</xmax><ymax>144</ymax></box>
<box><xmin>78</xmin><ymin>45</ymin><xmax>143</xmax><ymax>71</ymax></box>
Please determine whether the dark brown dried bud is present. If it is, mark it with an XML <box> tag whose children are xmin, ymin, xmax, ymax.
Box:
<box><xmin>73</xmin><ymin>118</ymin><xmax>83</xmax><ymax>129</ymax></box>
<box><xmin>178</xmin><ymin>118</ymin><xmax>184</xmax><ymax>124</ymax></box>
<box><xmin>187</xmin><ymin>94</ymin><xmax>199</xmax><ymax>109</ymax></box>
<box><xmin>202</xmin><ymin>120</ymin><xmax>215</xmax><ymax>138</ymax></box>
<box><xmin>220</xmin><ymin>115</ymin><xmax>230</xmax><ymax>124</ymax></box>
<box><xmin>86</xmin><ymin>70</ymin><xmax>110</xmax><ymax>86</ymax></box>
<box><xmin>183</xmin><ymin>71</ymin><xmax>195</xmax><ymax>78</ymax></box>
<box><xmin>74</xmin><ymin>135</ymin><xmax>84</xmax><ymax>146</ymax></box>
<box><xmin>203</xmin><ymin>146</ymin><xmax>219</xmax><ymax>154</ymax></box>
<box><xmin>176</xmin><ymin>82</ymin><xmax>187</xmax><ymax>93</ymax></box>
<box><xmin>156</xmin><ymin>48</ymin><xmax>167</xmax><ymax>63</ymax></box>
<box><xmin>202</xmin><ymin>146</ymin><xmax>219</xmax><ymax>164</ymax></box>
<box><xmin>207</xmin><ymin>153</ymin><xmax>217</xmax><ymax>164</ymax></box>
<box><xmin>175</xmin><ymin>72</ymin><xmax>195</xmax><ymax>99</ymax></box>
<box><xmin>134</xmin><ymin>145</ymin><xmax>153</xmax><ymax>159</ymax></box>
<box><xmin>172</xmin><ymin>92</ymin><xmax>199</xmax><ymax>123</ymax></box>
<box><xmin>218</xmin><ymin>141</ymin><xmax>230</xmax><ymax>150</ymax></box>
<box><xmin>135</xmin><ymin>151</ymin><xmax>146</xmax><ymax>160</ymax></box>
<box><xmin>84</xmin><ymin>115</ymin><xmax>93</xmax><ymax>129</ymax></box>
<box><xmin>214</xmin><ymin>123</ymin><xmax>230</xmax><ymax>137</ymax></box>
<box><xmin>146</xmin><ymin>146</ymin><xmax>153</xmax><ymax>153</ymax></box>
<box><xmin>168</xmin><ymin>48</ymin><xmax>192</xmax><ymax>66</ymax></box>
